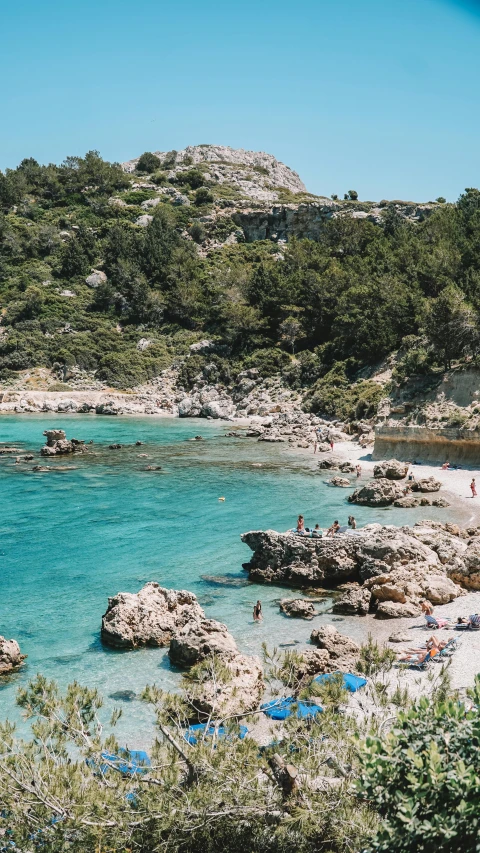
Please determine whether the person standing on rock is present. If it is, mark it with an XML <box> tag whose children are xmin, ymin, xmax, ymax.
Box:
<box><xmin>253</xmin><ymin>600</ymin><xmax>262</xmax><ymax>622</ymax></box>
<box><xmin>471</xmin><ymin>478</ymin><xmax>477</xmax><ymax>497</ymax></box>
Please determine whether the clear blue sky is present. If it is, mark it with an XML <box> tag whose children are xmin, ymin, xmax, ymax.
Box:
<box><xmin>1</xmin><ymin>0</ymin><xmax>479</xmax><ymax>201</ymax></box>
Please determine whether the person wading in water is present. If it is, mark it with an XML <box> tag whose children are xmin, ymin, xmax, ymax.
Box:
<box><xmin>253</xmin><ymin>601</ymin><xmax>263</xmax><ymax>621</ymax></box>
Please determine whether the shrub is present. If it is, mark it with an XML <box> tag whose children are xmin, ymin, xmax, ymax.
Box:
<box><xmin>176</xmin><ymin>169</ymin><xmax>204</xmax><ymax>190</ymax></box>
<box><xmin>304</xmin><ymin>362</ymin><xmax>383</xmax><ymax>420</ymax></box>
<box><xmin>194</xmin><ymin>186</ymin><xmax>213</xmax><ymax>205</ymax></box>
<box><xmin>359</xmin><ymin>676</ymin><xmax>480</xmax><ymax>853</ymax></box>
<box><xmin>136</xmin><ymin>152</ymin><xmax>161</xmax><ymax>174</ymax></box>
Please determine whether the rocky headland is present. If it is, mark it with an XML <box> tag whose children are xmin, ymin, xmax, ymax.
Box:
<box><xmin>241</xmin><ymin>520</ymin><xmax>479</xmax><ymax>618</ymax></box>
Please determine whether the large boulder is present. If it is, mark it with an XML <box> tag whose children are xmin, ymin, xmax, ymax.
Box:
<box><xmin>279</xmin><ymin>598</ymin><xmax>317</xmax><ymax>619</ymax></box>
<box><xmin>101</xmin><ymin>582</ymin><xmax>204</xmax><ymax>649</ymax></box>
<box><xmin>40</xmin><ymin>429</ymin><xmax>86</xmax><ymax>456</ymax></box>
<box><xmin>373</xmin><ymin>460</ymin><xmax>408</xmax><ymax>480</ymax></box>
<box><xmin>185</xmin><ymin>652</ymin><xmax>264</xmax><ymax>720</ymax></box>
<box><xmin>332</xmin><ymin>585</ymin><xmax>371</xmax><ymax>615</ymax></box>
<box><xmin>310</xmin><ymin>625</ymin><xmax>360</xmax><ymax>670</ymax></box>
<box><xmin>318</xmin><ymin>456</ymin><xmax>343</xmax><ymax>470</ymax></box>
<box><xmin>328</xmin><ymin>477</ymin><xmax>351</xmax><ymax>488</ymax></box>
<box><xmin>241</xmin><ymin>530</ymin><xmax>359</xmax><ymax>587</ymax></box>
<box><xmin>348</xmin><ymin>478</ymin><xmax>405</xmax><ymax>507</ymax></box>
<box><xmin>169</xmin><ymin>618</ymin><xmax>238</xmax><ymax>667</ymax></box>
<box><xmin>375</xmin><ymin>601</ymin><xmax>421</xmax><ymax>619</ymax></box>
<box><xmin>0</xmin><ymin>637</ymin><xmax>26</xmax><ymax>674</ymax></box>
<box><xmin>411</xmin><ymin>477</ymin><xmax>441</xmax><ymax>493</ymax></box>
<box><xmin>85</xmin><ymin>270</ymin><xmax>107</xmax><ymax>288</ymax></box>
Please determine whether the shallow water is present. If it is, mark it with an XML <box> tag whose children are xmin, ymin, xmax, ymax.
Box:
<box><xmin>0</xmin><ymin>414</ymin><xmax>456</xmax><ymax>745</ymax></box>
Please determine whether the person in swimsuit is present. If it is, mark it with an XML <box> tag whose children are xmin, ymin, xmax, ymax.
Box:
<box><xmin>253</xmin><ymin>600</ymin><xmax>262</xmax><ymax>621</ymax></box>
<box><xmin>296</xmin><ymin>515</ymin><xmax>306</xmax><ymax>534</ymax></box>
<box><xmin>327</xmin><ymin>520</ymin><xmax>340</xmax><ymax>537</ymax></box>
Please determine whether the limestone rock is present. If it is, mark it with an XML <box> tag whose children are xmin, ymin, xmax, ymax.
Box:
<box><xmin>0</xmin><ymin>636</ymin><xmax>26</xmax><ymax>674</ymax></box>
<box><xmin>348</xmin><ymin>478</ymin><xmax>405</xmax><ymax>507</ymax></box>
<box><xmin>411</xmin><ymin>477</ymin><xmax>441</xmax><ymax>493</ymax></box>
<box><xmin>85</xmin><ymin>270</ymin><xmax>107</xmax><ymax>288</ymax></box>
<box><xmin>279</xmin><ymin>598</ymin><xmax>317</xmax><ymax>619</ymax></box>
<box><xmin>186</xmin><ymin>652</ymin><xmax>264</xmax><ymax>720</ymax></box>
<box><xmin>318</xmin><ymin>456</ymin><xmax>343</xmax><ymax>470</ymax></box>
<box><xmin>333</xmin><ymin>585</ymin><xmax>371</xmax><ymax>615</ymax></box>
<box><xmin>101</xmin><ymin>582</ymin><xmax>204</xmax><ymax>649</ymax></box>
<box><xmin>388</xmin><ymin>631</ymin><xmax>411</xmax><ymax>643</ymax></box>
<box><xmin>310</xmin><ymin>625</ymin><xmax>360</xmax><ymax>670</ymax></box>
<box><xmin>169</xmin><ymin>618</ymin><xmax>238</xmax><ymax>667</ymax></box>
<box><xmin>96</xmin><ymin>402</ymin><xmax>120</xmax><ymax>415</ymax></box>
<box><xmin>373</xmin><ymin>460</ymin><xmax>408</xmax><ymax>480</ymax></box>
<box><xmin>328</xmin><ymin>477</ymin><xmax>351</xmax><ymax>488</ymax></box>
<box><xmin>136</xmin><ymin>214</ymin><xmax>153</xmax><ymax>227</ymax></box>
<box><xmin>422</xmin><ymin>575</ymin><xmax>461</xmax><ymax>605</ymax></box>
<box><xmin>241</xmin><ymin>530</ymin><xmax>358</xmax><ymax>587</ymax></box>
<box><xmin>375</xmin><ymin>601</ymin><xmax>421</xmax><ymax>619</ymax></box>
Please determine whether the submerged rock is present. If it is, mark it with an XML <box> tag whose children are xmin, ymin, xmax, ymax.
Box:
<box><xmin>101</xmin><ymin>582</ymin><xmax>204</xmax><ymax>649</ymax></box>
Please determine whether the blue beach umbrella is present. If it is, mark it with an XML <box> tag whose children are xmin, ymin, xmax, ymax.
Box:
<box><xmin>313</xmin><ymin>672</ymin><xmax>367</xmax><ymax>692</ymax></box>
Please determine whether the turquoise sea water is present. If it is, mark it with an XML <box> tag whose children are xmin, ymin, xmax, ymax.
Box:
<box><xmin>0</xmin><ymin>414</ymin><xmax>455</xmax><ymax>745</ymax></box>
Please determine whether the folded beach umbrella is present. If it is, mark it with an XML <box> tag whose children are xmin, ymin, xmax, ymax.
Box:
<box><xmin>314</xmin><ymin>672</ymin><xmax>367</xmax><ymax>692</ymax></box>
<box><xmin>261</xmin><ymin>697</ymin><xmax>323</xmax><ymax>720</ymax></box>
<box><xmin>184</xmin><ymin>723</ymin><xmax>248</xmax><ymax>745</ymax></box>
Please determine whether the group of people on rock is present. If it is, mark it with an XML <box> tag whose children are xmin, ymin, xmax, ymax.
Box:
<box><xmin>294</xmin><ymin>515</ymin><xmax>357</xmax><ymax>537</ymax></box>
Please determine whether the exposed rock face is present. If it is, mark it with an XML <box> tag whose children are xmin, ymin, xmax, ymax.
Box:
<box><xmin>348</xmin><ymin>478</ymin><xmax>405</xmax><ymax>507</ymax></box>
<box><xmin>241</xmin><ymin>530</ymin><xmax>359</xmax><ymax>586</ymax></box>
<box><xmin>279</xmin><ymin>598</ymin><xmax>317</xmax><ymax>619</ymax></box>
<box><xmin>186</xmin><ymin>652</ymin><xmax>264</xmax><ymax>720</ymax></box>
<box><xmin>122</xmin><ymin>145</ymin><xmax>307</xmax><ymax>203</ymax></box>
<box><xmin>411</xmin><ymin>477</ymin><xmax>442</xmax><ymax>493</ymax></box>
<box><xmin>318</xmin><ymin>456</ymin><xmax>344</xmax><ymax>470</ymax></box>
<box><xmin>40</xmin><ymin>429</ymin><xmax>86</xmax><ymax>456</ymax></box>
<box><xmin>169</xmin><ymin>618</ymin><xmax>238</xmax><ymax>667</ymax></box>
<box><xmin>310</xmin><ymin>626</ymin><xmax>360</xmax><ymax>670</ymax></box>
<box><xmin>333</xmin><ymin>585</ymin><xmax>371</xmax><ymax>615</ymax></box>
<box><xmin>101</xmin><ymin>582</ymin><xmax>204</xmax><ymax>648</ymax></box>
<box><xmin>373</xmin><ymin>460</ymin><xmax>408</xmax><ymax>480</ymax></box>
<box><xmin>241</xmin><ymin>522</ymin><xmax>469</xmax><ymax>618</ymax></box>
<box><xmin>0</xmin><ymin>637</ymin><xmax>26</xmax><ymax>674</ymax></box>
<box><xmin>85</xmin><ymin>270</ymin><xmax>107</xmax><ymax>288</ymax></box>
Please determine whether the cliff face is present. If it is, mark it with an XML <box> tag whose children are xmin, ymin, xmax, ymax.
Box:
<box><xmin>234</xmin><ymin>201</ymin><xmax>436</xmax><ymax>243</ymax></box>
<box><xmin>122</xmin><ymin>144</ymin><xmax>439</xmax><ymax>246</ymax></box>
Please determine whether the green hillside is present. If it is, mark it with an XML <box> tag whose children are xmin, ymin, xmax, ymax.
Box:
<box><xmin>1</xmin><ymin>149</ymin><xmax>480</xmax><ymax>413</ymax></box>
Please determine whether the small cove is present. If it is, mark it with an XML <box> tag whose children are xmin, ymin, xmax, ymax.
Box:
<box><xmin>0</xmin><ymin>413</ymin><xmax>469</xmax><ymax>745</ymax></box>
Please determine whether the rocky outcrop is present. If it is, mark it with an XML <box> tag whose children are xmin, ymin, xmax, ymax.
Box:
<box><xmin>169</xmin><ymin>618</ymin><xmax>238</xmax><ymax>667</ymax></box>
<box><xmin>169</xmin><ymin>615</ymin><xmax>264</xmax><ymax>719</ymax></box>
<box><xmin>40</xmin><ymin>429</ymin><xmax>86</xmax><ymax>456</ymax></box>
<box><xmin>101</xmin><ymin>582</ymin><xmax>204</xmax><ymax>649</ymax></box>
<box><xmin>310</xmin><ymin>625</ymin><xmax>360</xmax><ymax>670</ymax></box>
<box><xmin>373</xmin><ymin>460</ymin><xmax>408</xmax><ymax>480</ymax></box>
<box><xmin>0</xmin><ymin>637</ymin><xmax>26</xmax><ymax>674</ymax></box>
<box><xmin>332</xmin><ymin>585</ymin><xmax>371</xmax><ymax>615</ymax></box>
<box><xmin>241</xmin><ymin>522</ymin><xmax>469</xmax><ymax>618</ymax></box>
<box><xmin>185</xmin><ymin>652</ymin><xmax>264</xmax><ymax>720</ymax></box>
<box><xmin>348</xmin><ymin>478</ymin><xmax>405</xmax><ymax>507</ymax></box>
<box><xmin>328</xmin><ymin>477</ymin><xmax>351</xmax><ymax>488</ymax></box>
<box><xmin>279</xmin><ymin>598</ymin><xmax>317</xmax><ymax>619</ymax></box>
<box><xmin>241</xmin><ymin>530</ymin><xmax>359</xmax><ymax>586</ymax></box>
<box><xmin>411</xmin><ymin>477</ymin><xmax>441</xmax><ymax>493</ymax></box>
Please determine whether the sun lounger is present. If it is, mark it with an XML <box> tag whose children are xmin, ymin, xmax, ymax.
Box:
<box><xmin>397</xmin><ymin>649</ymin><xmax>436</xmax><ymax>669</ymax></box>
<box><xmin>432</xmin><ymin>638</ymin><xmax>460</xmax><ymax>659</ymax></box>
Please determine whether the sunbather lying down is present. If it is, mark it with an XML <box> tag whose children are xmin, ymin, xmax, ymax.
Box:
<box><xmin>456</xmin><ymin>614</ymin><xmax>480</xmax><ymax>629</ymax></box>
<box><xmin>400</xmin><ymin>635</ymin><xmax>449</xmax><ymax>657</ymax></box>
<box><xmin>397</xmin><ymin>648</ymin><xmax>438</xmax><ymax>664</ymax></box>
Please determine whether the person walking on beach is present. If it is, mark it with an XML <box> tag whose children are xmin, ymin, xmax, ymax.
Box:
<box><xmin>471</xmin><ymin>478</ymin><xmax>477</xmax><ymax>498</ymax></box>
<box><xmin>329</xmin><ymin>437</ymin><xmax>334</xmax><ymax>451</ymax></box>
<box><xmin>253</xmin><ymin>600</ymin><xmax>262</xmax><ymax>621</ymax></box>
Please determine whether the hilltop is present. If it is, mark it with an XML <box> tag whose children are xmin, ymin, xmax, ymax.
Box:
<box><xmin>0</xmin><ymin>145</ymin><xmax>478</xmax><ymax>425</ymax></box>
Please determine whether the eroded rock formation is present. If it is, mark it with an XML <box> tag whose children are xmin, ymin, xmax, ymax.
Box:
<box><xmin>241</xmin><ymin>522</ymin><xmax>473</xmax><ymax>617</ymax></box>
<box><xmin>101</xmin><ymin>582</ymin><xmax>204</xmax><ymax>648</ymax></box>
<box><xmin>0</xmin><ymin>637</ymin><xmax>26</xmax><ymax>674</ymax></box>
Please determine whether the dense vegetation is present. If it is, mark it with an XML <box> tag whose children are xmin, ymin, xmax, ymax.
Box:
<box><xmin>1</xmin><ymin>151</ymin><xmax>480</xmax><ymax>404</ymax></box>
<box><xmin>1</xmin><ymin>640</ymin><xmax>473</xmax><ymax>852</ymax></box>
